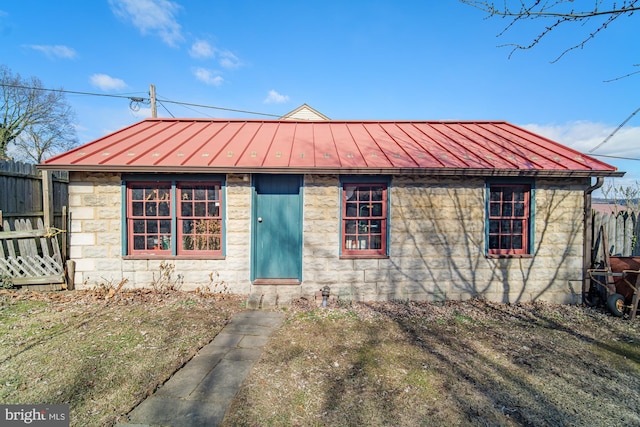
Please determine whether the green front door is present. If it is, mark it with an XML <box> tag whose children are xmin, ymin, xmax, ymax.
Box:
<box><xmin>252</xmin><ymin>174</ymin><xmax>303</xmax><ymax>281</ymax></box>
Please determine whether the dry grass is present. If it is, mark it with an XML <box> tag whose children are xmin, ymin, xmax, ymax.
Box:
<box><xmin>223</xmin><ymin>299</ymin><xmax>640</xmax><ymax>427</ymax></box>
<box><xmin>0</xmin><ymin>288</ymin><xmax>245</xmax><ymax>427</ymax></box>
<box><xmin>2</xmin><ymin>289</ymin><xmax>639</xmax><ymax>427</ymax></box>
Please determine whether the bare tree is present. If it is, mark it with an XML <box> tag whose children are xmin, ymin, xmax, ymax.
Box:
<box><xmin>461</xmin><ymin>0</ymin><xmax>639</xmax><ymax>67</ymax></box>
<box><xmin>1</xmin><ymin>65</ymin><xmax>78</xmax><ymax>162</ymax></box>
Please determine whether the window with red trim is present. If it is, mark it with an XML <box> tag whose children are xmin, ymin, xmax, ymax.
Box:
<box><xmin>126</xmin><ymin>181</ymin><xmax>223</xmax><ymax>256</ymax></box>
<box><xmin>178</xmin><ymin>183</ymin><xmax>222</xmax><ymax>254</ymax></box>
<box><xmin>128</xmin><ymin>183</ymin><xmax>172</xmax><ymax>254</ymax></box>
<box><xmin>342</xmin><ymin>184</ymin><xmax>387</xmax><ymax>256</ymax></box>
<box><xmin>488</xmin><ymin>184</ymin><xmax>530</xmax><ymax>255</ymax></box>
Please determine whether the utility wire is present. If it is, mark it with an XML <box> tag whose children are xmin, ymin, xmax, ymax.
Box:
<box><xmin>0</xmin><ymin>82</ymin><xmax>282</xmax><ymax>118</ymax></box>
<box><xmin>589</xmin><ymin>153</ymin><xmax>640</xmax><ymax>161</ymax></box>
<box><xmin>589</xmin><ymin>105</ymin><xmax>640</xmax><ymax>153</ymax></box>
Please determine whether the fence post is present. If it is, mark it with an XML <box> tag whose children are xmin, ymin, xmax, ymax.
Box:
<box><xmin>42</xmin><ymin>169</ymin><xmax>54</xmax><ymax>228</ymax></box>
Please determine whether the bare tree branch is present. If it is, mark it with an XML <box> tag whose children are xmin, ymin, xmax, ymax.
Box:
<box><xmin>0</xmin><ymin>65</ymin><xmax>78</xmax><ymax>161</ymax></box>
<box><xmin>461</xmin><ymin>0</ymin><xmax>639</xmax><ymax>63</ymax></box>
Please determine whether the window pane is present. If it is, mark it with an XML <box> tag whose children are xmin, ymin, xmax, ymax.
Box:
<box><xmin>345</xmin><ymin>220</ymin><xmax>356</xmax><ymax>234</ymax></box>
<box><xmin>147</xmin><ymin>220</ymin><xmax>158</xmax><ymax>233</ymax></box>
<box><xmin>209</xmin><ymin>236</ymin><xmax>221</xmax><ymax>250</ymax></box>
<box><xmin>146</xmin><ymin>202</ymin><xmax>157</xmax><ymax>216</ymax></box>
<box><xmin>358</xmin><ymin>220</ymin><xmax>368</xmax><ymax>233</ymax></box>
<box><xmin>182</xmin><ymin>236</ymin><xmax>194</xmax><ymax>250</ymax></box>
<box><xmin>513</xmin><ymin>221</ymin><xmax>523</xmax><ymax>234</ymax></box>
<box><xmin>371</xmin><ymin>203</ymin><xmax>382</xmax><ymax>216</ymax></box>
<box><xmin>489</xmin><ymin>220</ymin><xmax>499</xmax><ymax>233</ymax></box>
<box><xmin>502</xmin><ymin>203</ymin><xmax>512</xmax><ymax>217</ymax></box>
<box><xmin>134</xmin><ymin>236</ymin><xmax>145</xmax><ymax>250</ymax></box>
<box><xmin>489</xmin><ymin>235</ymin><xmax>499</xmax><ymax>249</ymax></box>
<box><xmin>514</xmin><ymin>191</ymin><xmax>525</xmax><ymax>201</ymax></box>
<box><xmin>132</xmin><ymin>188</ymin><xmax>144</xmax><ymax>200</ymax></box>
<box><xmin>500</xmin><ymin>235</ymin><xmax>511</xmax><ymax>249</ymax></box>
<box><xmin>159</xmin><ymin>201</ymin><xmax>170</xmax><ymax>216</ymax></box>
<box><xmin>146</xmin><ymin>236</ymin><xmax>157</xmax><ymax>250</ymax></box>
<box><xmin>207</xmin><ymin>202</ymin><xmax>219</xmax><ymax>217</ymax></box>
<box><xmin>359</xmin><ymin>204</ymin><xmax>371</xmax><ymax>217</ymax></box>
<box><xmin>371</xmin><ymin>235</ymin><xmax>382</xmax><ymax>249</ymax></box>
<box><xmin>358</xmin><ymin>188</ymin><xmax>370</xmax><ymax>201</ymax></box>
<box><xmin>181</xmin><ymin>202</ymin><xmax>192</xmax><ymax>217</ymax></box>
<box><xmin>183</xmin><ymin>219</ymin><xmax>194</xmax><ymax>234</ymax></box>
<box><xmin>194</xmin><ymin>202</ymin><xmax>206</xmax><ymax>216</ymax></box>
<box><xmin>490</xmin><ymin>203</ymin><xmax>500</xmax><ymax>216</ymax></box>
<box><xmin>182</xmin><ymin>190</ymin><xmax>193</xmax><ymax>200</ymax></box>
<box><xmin>194</xmin><ymin>188</ymin><xmax>206</xmax><ymax>200</ymax></box>
<box><xmin>346</xmin><ymin>203</ymin><xmax>357</xmax><ymax>217</ymax></box>
<box><xmin>501</xmin><ymin>220</ymin><xmax>511</xmax><ymax>233</ymax></box>
<box><xmin>371</xmin><ymin>188</ymin><xmax>383</xmax><ymax>201</ymax></box>
<box><xmin>157</xmin><ymin>188</ymin><xmax>170</xmax><ymax>200</ymax></box>
<box><xmin>503</xmin><ymin>190</ymin><xmax>513</xmax><ymax>201</ymax></box>
<box><xmin>160</xmin><ymin>220</ymin><xmax>171</xmax><ymax>234</ymax></box>
<box><xmin>370</xmin><ymin>220</ymin><xmax>382</xmax><ymax>233</ymax></box>
<box><xmin>133</xmin><ymin>220</ymin><xmax>144</xmax><ymax>233</ymax></box>
<box><xmin>208</xmin><ymin>187</ymin><xmax>219</xmax><ymax>200</ymax></box>
<box><xmin>132</xmin><ymin>202</ymin><xmax>144</xmax><ymax>216</ymax></box>
<box><xmin>514</xmin><ymin>203</ymin><xmax>525</xmax><ymax>217</ymax></box>
<box><xmin>512</xmin><ymin>236</ymin><xmax>523</xmax><ymax>249</ymax></box>
<box><xmin>490</xmin><ymin>191</ymin><xmax>501</xmax><ymax>202</ymax></box>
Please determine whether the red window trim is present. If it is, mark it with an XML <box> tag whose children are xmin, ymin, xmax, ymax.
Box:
<box><xmin>176</xmin><ymin>182</ymin><xmax>223</xmax><ymax>256</ymax></box>
<box><xmin>488</xmin><ymin>184</ymin><xmax>530</xmax><ymax>256</ymax></box>
<box><xmin>127</xmin><ymin>182</ymin><xmax>172</xmax><ymax>256</ymax></box>
<box><xmin>126</xmin><ymin>181</ymin><xmax>223</xmax><ymax>256</ymax></box>
<box><xmin>341</xmin><ymin>183</ymin><xmax>388</xmax><ymax>257</ymax></box>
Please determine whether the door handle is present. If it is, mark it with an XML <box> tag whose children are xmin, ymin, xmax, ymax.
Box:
<box><xmin>258</xmin><ymin>217</ymin><xmax>263</xmax><ymax>223</ymax></box>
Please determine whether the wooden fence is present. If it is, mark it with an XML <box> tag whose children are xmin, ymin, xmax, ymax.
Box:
<box><xmin>592</xmin><ymin>209</ymin><xmax>640</xmax><ymax>266</ymax></box>
<box><xmin>0</xmin><ymin>159</ymin><xmax>69</xmax><ymax>230</ymax></box>
<box><xmin>0</xmin><ymin>159</ymin><xmax>71</xmax><ymax>289</ymax></box>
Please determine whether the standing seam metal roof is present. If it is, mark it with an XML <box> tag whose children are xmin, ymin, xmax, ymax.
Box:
<box><xmin>40</xmin><ymin>118</ymin><xmax>622</xmax><ymax>177</ymax></box>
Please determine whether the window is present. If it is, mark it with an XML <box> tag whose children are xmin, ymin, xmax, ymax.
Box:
<box><xmin>488</xmin><ymin>184</ymin><xmax>531</xmax><ymax>255</ymax></box>
<box><xmin>342</xmin><ymin>183</ymin><xmax>388</xmax><ymax>257</ymax></box>
<box><xmin>126</xmin><ymin>180</ymin><xmax>223</xmax><ymax>256</ymax></box>
<box><xmin>178</xmin><ymin>183</ymin><xmax>222</xmax><ymax>254</ymax></box>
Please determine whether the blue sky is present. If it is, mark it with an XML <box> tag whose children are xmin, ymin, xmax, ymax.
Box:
<box><xmin>1</xmin><ymin>0</ymin><xmax>638</xmax><ymax>194</ymax></box>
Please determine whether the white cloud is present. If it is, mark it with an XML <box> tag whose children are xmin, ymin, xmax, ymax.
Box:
<box><xmin>192</xmin><ymin>67</ymin><xmax>224</xmax><ymax>86</ymax></box>
<box><xmin>25</xmin><ymin>44</ymin><xmax>77</xmax><ymax>59</ymax></box>
<box><xmin>189</xmin><ymin>39</ymin><xmax>214</xmax><ymax>59</ymax></box>
<box><xmin>521</xmin><ymin>121</ymin><xmax>640</xmax><ymax>159</ymax></box>
<box><xmin>263</xmin><ymin>90</ymin><xmax>290</xmax><ymax>104</ymax></box>
<box><xmin>218</xmin><ymin>50</ymin><xmax>241</xmax><ymax>69</ymax></box>
<box><xmin>89</xmin><ymin>73</ymin><xmax>128</xmax><ymax>91</ymax></box>
<box><xmin>109</xmin><ymin>0</ymin><xmax>183</xmax><ymax>47</ymax></box>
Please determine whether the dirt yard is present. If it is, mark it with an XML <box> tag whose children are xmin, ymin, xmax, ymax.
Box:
<box><xmin>1</xmin><ymin>289</ymin><xmax>638</xmax><ymax>426</ymax></box>
<box><xmin>222</xmin><ymin>298</ymin><xmax>640</xmax><ymax>427</ymax></box>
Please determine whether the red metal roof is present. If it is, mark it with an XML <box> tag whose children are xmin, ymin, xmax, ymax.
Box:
<box><xmin>40</xmin><ymin>118</ymin><xmax>622</xmax><ymax>177</ymax></box>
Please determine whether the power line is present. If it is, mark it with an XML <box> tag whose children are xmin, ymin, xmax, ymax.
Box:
<box><xmin>589</xmin><ymin>105</ymin><xmax>640</xmax><ymax>153</ymax></box>
<box><xmin>590</xmin><ymin>153</ymin><xmax>640</xmax><ymax>161</ymax></box>
<box><xmin>0</xmin><ymin>82</ymin><xmax>282</xmax><ymax>118</ymax></box>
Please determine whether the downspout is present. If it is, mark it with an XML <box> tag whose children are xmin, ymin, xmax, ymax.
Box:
<box><xmin>583</xmin><ymin>177</ymin><xmax>605</xmax><ymax>303</ymax></box>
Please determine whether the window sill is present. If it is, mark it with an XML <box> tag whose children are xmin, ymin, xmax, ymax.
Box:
<box><xmin>123</xmin><ymin>254</ymin><xmax>226</xmax><ymax>260</ymax></box>
<box><xmin>486</xmin><ymin>254</ymin><xmax>533</xmax><ymax>259</ymax></box>
<box><xmin>340</xmin><ymin>254</ymin><xmax>389</xmax><ymax>260</ymax></box>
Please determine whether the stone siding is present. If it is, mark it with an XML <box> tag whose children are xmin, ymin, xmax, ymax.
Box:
<box><xmin>68</xmin><ymin>172</ymin><xmax>586</xmax><ymax>304</ymax></box>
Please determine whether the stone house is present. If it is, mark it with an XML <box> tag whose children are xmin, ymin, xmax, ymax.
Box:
<box><xmin>40</xmin><ymin>112</ymin><xmax>622</xmax><ymax>306</ymax></box>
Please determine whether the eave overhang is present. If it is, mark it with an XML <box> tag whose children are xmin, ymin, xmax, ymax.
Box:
<box><xmin>37</xmin><ymin>163</ymin><xmax>625</xmax><ymax>178</ymax></box>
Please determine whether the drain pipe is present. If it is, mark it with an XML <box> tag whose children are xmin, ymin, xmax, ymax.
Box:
<box><xmin>583</xmin><ymin>177</ymin><xmax>605</xmax><ymax>303</ymax></box>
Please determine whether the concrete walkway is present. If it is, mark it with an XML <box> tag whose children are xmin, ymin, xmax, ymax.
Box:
<box><xmin>117</xmin><ymin>310</ymin><xmax>284</xmax><ymax>427</ymax></box>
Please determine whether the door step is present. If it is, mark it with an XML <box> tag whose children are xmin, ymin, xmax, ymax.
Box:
<box><xmin>247</xmin><ymin>284</ymin><xmax>301</xmax><ymax>309</ymax></box>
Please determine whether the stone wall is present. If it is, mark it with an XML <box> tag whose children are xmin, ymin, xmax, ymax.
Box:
<box><xmin>68</xmin><ymin>172</ymin><xmax>587</xmax><ymax>304</ymax></box>
<box><xmin>300</xmin><ymin>175</ymin><xmax>587</xmax><ymax>304</ymax></box>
